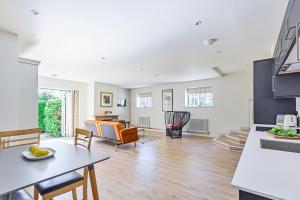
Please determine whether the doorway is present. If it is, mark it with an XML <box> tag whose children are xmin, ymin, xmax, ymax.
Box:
<box><xmin>38</xmin><ymin>88</ymin><xmax>72</xmax><ymax>137</ymax></box>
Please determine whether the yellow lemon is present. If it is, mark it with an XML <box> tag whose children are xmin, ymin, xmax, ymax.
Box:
<box><xmin>34</xmin><ymin>149</ymin><xmax>49</xmax><ymax>157</ymax></box>
<box><xmin>29</xmin><ymin>146</ymin><xmax>40</xmax><ymax>153</ymax></box>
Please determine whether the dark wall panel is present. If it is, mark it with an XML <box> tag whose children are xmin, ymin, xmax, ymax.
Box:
<box><xmin>254</xmin><ymin>59</ymin><xmax>296</xmax><ymax>124</ymax></box>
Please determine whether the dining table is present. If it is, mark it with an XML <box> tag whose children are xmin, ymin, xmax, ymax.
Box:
<box><xmin>0</xmin><ymin>141</ymin><xmax>110</xmax><ymax>200</ymax></box>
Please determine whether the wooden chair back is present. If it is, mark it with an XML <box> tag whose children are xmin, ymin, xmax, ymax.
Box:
<box><xmin>0</xmin><ymin>128</ymin><xmax>41</xmax><ymax>150</ymax></box>
<box><xmin>74</xmin><ymin>128</ymin><xmax>93</xmax><ymax>150</ymax></box>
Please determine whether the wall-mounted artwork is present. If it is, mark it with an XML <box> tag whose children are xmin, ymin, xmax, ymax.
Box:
<box><xmin>100</xmin><ymin>92</ymin><xmax>113</xmax><ymax>107</ymax></box>
<box><xmin>117</xmin><ymin>98</ymin><xmax>127</xmax><ymax>107</ymax></box>
<box><xmin>162</xmin><ymin>89</ymin><xmax>173</xmax><ymax>111</ymax></box>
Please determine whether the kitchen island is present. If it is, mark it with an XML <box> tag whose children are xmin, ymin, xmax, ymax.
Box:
<box><xmin>232</xmin><ymin>124</ymin><xmax>300</xmax><ymax>200</ymax></box>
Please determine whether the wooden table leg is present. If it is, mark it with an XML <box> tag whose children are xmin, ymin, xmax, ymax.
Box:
<box><xmin>83</xmin><ymin>167</ymin><xmax>88</xmax><ymax>200</ymax></box>
<box><xmin>88</xmin><ymin>165</ymin><xmax>99</xmax><ymax>200</ymax></box>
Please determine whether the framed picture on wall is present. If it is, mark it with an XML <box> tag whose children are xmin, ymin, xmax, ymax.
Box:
<box><xmin>100</xmin><ymin>92</ymin><xmax>113</xmax><ymax>107</ymax></box>
<box><xmin>162</xmin><ymin>89</ymin><xmax>173</xmax><ymax>111</ymax></box>
<box><xmin>117</xmin><ymin>98</ymin><xmax>127</xmax><ymax>107</ymax></box>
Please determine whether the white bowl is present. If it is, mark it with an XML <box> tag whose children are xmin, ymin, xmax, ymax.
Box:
<box><xmin>22</xmin><ymin>148</ymin><xmax>56</xmax><ymax>160</ymax></box>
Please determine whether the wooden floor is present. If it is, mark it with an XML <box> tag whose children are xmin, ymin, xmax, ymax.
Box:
<box><xmin>31</xmin><ymin>131</ymin><xmax>241</xmax><ymax>200</ymax></box>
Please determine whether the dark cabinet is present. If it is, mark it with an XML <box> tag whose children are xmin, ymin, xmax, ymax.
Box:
<box><xmin>272</xmin><ymin>0</ymin><xmax>300</xmax><ymax>98</ymax></box>
<box><xmin>288</xmin><ymin>0</ymin><xmax>300</xmax><ymax>31</ymax></box>
<box><xmin>273</xmin><ymin>0</ymin><xmax>300</xmax><ymax>73</ymax></box>
<box><xmin>254</xmin><ymin>59</ymin><xmax>296</xmax><ymax>124</ymax></box>
<box><xmin>274</xmin><ymin>73</ymin><xmax>300</xmax><ymax>98</ymax></box>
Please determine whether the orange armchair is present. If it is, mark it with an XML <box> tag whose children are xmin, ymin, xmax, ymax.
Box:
<box><xmin>84</xmin><ymin>120</ymin><xmax>139</xmax><ymax>150</ymax></box>
<box><xmin>119</xmin><ymin>127</ymin><xmax>139</xmax><ymax>144</ymax></box>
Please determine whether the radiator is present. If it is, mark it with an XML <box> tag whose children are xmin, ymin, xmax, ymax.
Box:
<box><xmin>187</xmin><ymin>119</ymin><xmax>209</xmax><ymax>134</ymax></box>
<box><xmin>138</xmin><ymin>116</ymin><xmax>151</xmax><ymax>128</ymax></box>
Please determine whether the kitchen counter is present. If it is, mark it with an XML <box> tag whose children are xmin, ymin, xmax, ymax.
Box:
<box><xmin>232</xmin><ymin>124</ymin><xmax>300</xmax><ymax>200</ymax></box>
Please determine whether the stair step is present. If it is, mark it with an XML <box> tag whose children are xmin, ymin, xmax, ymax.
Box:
<box><xmin>213</xmin><ymin>139</ymin><xmax>243</xmax><ymax>152</ymax></box>
<box><xmin>230</xmin><ymin>130</ymin><xmax>249</xmax><ymax>138</ymax></box>
<box><xmin>214</xmin><ymin>136</ymin><xmax>244</xmax><ymax>152</ymax></box>
<box><xmin>240</xmin><ymin>127</ymin><xmax>250</xmax><ymax>132</ymax></box>
<box><xmin>225</xmin><ymin>137</ymin><xmax>245</xmax><ymax>145</ymax></box>
<box><xmin>219</xmin><ymin>136</ymin><xmax>244</xmax><ymax>146</ymax></box>
<box><xmin>227</xmin><ymin>133</ymin><xmax>246</xmax><ymax>144</ymax></box>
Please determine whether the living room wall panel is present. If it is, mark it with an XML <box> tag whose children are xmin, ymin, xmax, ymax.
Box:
<box><xmin>130</xmin><ymin>71</ymin><xmax>251</xmax><ymax>137</ymax></box>
<box><xmin>92</xmin><ymin>82</ymin><xmax>130</xmax><ymax>121</ymax></box>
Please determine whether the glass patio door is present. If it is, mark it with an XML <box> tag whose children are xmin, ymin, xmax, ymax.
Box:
<box><xmin>38</xmin><ymin>88</ymin><xmax>72</xmax><ymax>137</ymax></box>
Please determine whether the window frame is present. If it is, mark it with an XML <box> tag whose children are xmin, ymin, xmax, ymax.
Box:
<box><xmin>185</xmin><ymin>86</ymin><xmax>214</xmax><ymax>108</ymax></box>
<box><xmin>136</xmin><ymin>92</ymin><xmax>153</xmax><ymax>108</ymax></box>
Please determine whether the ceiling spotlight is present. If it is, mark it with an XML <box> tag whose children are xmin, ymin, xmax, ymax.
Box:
<box><xmin>195</xmin><ymin>20</ymin><xmax>202</xmax><ymax>26</ymax></box>
<box><xmin>204</xmin><ymin>38</ymin><xmax>218</xmax><ymax>45</ymax></box>
<box><xmin>30</xmin><ymin>10</ymin><xmax>39</xmax><ymax>15</ymax></box>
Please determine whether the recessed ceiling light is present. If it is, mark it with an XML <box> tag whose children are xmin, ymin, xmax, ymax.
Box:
<box><xmin>30</xmin><ymin>10</ymin><xmax>39</xmax><ymax>15</ymax></box>
<box><xmin>195</xmin><ymin>20</ymin><xmax>202</xmax><ymax>26</ymax></box>
<box><xmin>204</xmin><ymin>38</ymin><xmax>218</xmax><ymax>45</ymax></box>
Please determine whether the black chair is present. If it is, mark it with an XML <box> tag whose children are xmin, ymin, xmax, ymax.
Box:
<box><xmin>165</xmin><ymin>111</ymin><xmax>191</xmax><ymax>138</ymax></box>
<box><xmin>34</xmin><ymin>129</ymin><xmax>93</xmax><ymax>200</ymax></box>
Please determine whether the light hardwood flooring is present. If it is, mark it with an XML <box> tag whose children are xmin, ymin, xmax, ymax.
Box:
<box><xmin>30</xmin><ymin>131</ymin><xmax>241</xmax><ymax>200</ymax></box>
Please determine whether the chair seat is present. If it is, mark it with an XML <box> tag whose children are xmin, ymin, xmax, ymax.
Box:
<box><xmin>166</xmin><ymin>124</ymin><xmax>182</xmax><ymax>129</ymax></box>
<box><xmin>10</xmin><ymin>190</ymin><xmax>33</xmax><ymax>200</ymax></box>
<box><xmin>35</xmin><ymin>171</ymin><xmax>83</xmax><ymax>195</ymax></box>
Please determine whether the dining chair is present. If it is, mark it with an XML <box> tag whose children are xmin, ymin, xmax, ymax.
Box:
<box><xmin>34</xmin><ymin>128</ymin><xmax>93</xmax><ymax>200</ymax></box>
<box><xmin>0</xmin><ymin>128</ymin><xmax>41</xmax><ymax>200</ymax></box>
<box><xmin>0</xmin><ymin>128</ymin><xmax>41</xmax><ymax>150</ymax></box>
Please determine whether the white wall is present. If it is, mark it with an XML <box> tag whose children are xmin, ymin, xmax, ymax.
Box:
<box><xmin>117</xmin><ymin>87</ymin><xmax>130</xmax><ymax>120</ymax></box>
<box><xmin>0</xmin><ymin>30</ymin><xmax>19</xmax><ymax>131</ymax></box>
<box><xmin>38</xmin><ymin>79</ymin><xmax>131</xmax><ymax>126</ymax></box>
<box><xmin>38</xmin><ymin>77</ymin><xmax>88</xmax><ymax>127</ymax></box>
<box><xmin>18</xmin><ymin>60</ymin><xmax>38</xmax><ymax>129</ymax></box>
<box><xmin>0</xmin><ymin>30</ymin><xmax>39</xmax><ymax>131</ymax></box>
<box><xmin>92</xmin><ymin>82</ymin><xmax>130</xmax><ymax>121</ymax></box>
<box><xmin>130</xmin><ymin>71</ymin><xmax>251</xmax><ymax>137</ymax></box>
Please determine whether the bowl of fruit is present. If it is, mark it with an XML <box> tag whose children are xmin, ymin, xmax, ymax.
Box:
<box><xmin>266</xmin><ymin>126</ymin><xmax>300</xmax><ymax>140</ymax></box>
<box><xmin>22</xmin><ymin>146</ymin><xmax>56</xmax><ymax>160</ymax></box>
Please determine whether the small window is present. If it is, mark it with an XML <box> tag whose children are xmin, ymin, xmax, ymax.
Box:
<box><xmin>185</xmin><ymin>87</ymin><xmax>213</xmax><ymax>107</ymax></box>
<box><xmin>137</xmin><ymin>92</ymin><xmax>152</xmax><ymax>108</ymax></box>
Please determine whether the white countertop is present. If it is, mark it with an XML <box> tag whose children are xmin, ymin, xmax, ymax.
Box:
<box><xmin>231</xmin><ymin>124</ymin><xmax>300</xmax><ymax>200</ymax></box>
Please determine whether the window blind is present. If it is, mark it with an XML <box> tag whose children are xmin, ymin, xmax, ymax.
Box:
<box><xmin>138</xmin><ymin>92</ymin><xmax>152</xmax><ymax>97</ymax></box>
<box><xmin>186</xmin><ymin>87</ymin><xmax>213</xmax><ymax>94</ymax></box>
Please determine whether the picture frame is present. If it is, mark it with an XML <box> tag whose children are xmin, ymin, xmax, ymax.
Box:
<box><xmin>117</xmin><ymin>98</ymin><xmax>127</xmax><ymax>107</ymax></box>
<box><xmin>100</xmin><ymin>92</ymin><xmax>113</xmax><ymax>107</ymax></box>
<box><xmin>162</xmin><ymin>89</ymin><xmax>173</xmax><ymax>111</ymax></box>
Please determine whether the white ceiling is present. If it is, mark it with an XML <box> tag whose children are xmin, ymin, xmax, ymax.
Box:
<box><xmin>0</xmin><ymin>0</ymin><xmax>288</xmax><ymax>88</ymax></box>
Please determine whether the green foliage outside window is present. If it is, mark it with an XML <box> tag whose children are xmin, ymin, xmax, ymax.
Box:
<box><xmin>44</xmin><ymin>98</ymin><xmax>62</xmax><ymax>137</ymax></box>
<box><xmin>38</xmin><ymin>91</ymin><xmax>62</xmax><ymax>137</ymax></box>
<box><xmin>38</xmin><ymin>99</ymin><xmax>46</xmax><ymax>132</ymax></box>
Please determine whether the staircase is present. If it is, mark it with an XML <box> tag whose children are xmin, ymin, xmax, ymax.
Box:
<box><xmin>214</xmin><ymin>128</ymin><xmax>250</xmax><ymax>152</ymax></box>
